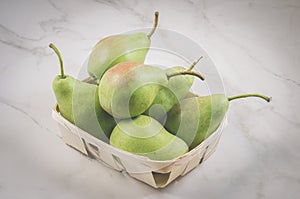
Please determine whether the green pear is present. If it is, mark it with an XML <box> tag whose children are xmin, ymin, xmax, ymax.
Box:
<box><xmin>145</xmin><ymin>57</ymin><xmax>203</xmax><ymax>121</ymax></box>
<box><xmin>98</xmin><ymin>62</ymin><xmax>169</xmax><ymax>119</ymax></box>
<box><xmin>165</xmin><ymin>94</ymin><xmax>271</xmax><ymax>149</ymax></box>
<box><xmin>110</xmin><ymin>115</ymin><xmax>188</xmax><ymax>161</ymax></box>
<box><xmin>50</xmin><ymin>44</ymin><xmax>116</xmax><ymax>142</ymax></box>
<box><xmin>98</xmin><ymin>61</ymin><xmax>205</xmax><ymax>119</ymax></box>
<box><xmin>88</xmin><ymin>12</ymin><xmax>159</xmax><ymax>79</ymax></box>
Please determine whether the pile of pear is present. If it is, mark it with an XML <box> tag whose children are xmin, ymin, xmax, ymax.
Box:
<box><xmin>50</xmin><ymin>12</ymin><xmax>271</xmax><ymax>161</ymax></box>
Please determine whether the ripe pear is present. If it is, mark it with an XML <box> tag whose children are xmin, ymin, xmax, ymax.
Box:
<box><xmin>50</xmin><ymin>44</ymin><xmax>116</xmax><ymax>142</ymax></box>
<box><xmin>165</xmin><ymin>94</ymin><xmax>271</xmax><ymax>149</ymax></box>
<box><xmin>88</xmin><ymin>12</ymin><xmax>159</xmax><ymax>79</ymax></box>
<box><xmin>145</xmin><ymin>57</ymin><xmax>203</xmax><ymax>121</ymax></box>
<box><xmin>110</xmin><ymin>115</ymin><xmax>188</xmax><ymax>161</ymax></box>
<box><xmin>99</xmin><ymin>61</ymin><xmax>205</xmax><ymax>119</ymax></box>
<box><xmin>98</xmin><ymin>62</ymin><xmax>169</xmax><ymax>119</ymax></box>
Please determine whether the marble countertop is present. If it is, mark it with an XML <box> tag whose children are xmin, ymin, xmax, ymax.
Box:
<box><xmin>0</xmin><ymin>0</ymin><xmax>299</xmax><ymax>198</ymax></box>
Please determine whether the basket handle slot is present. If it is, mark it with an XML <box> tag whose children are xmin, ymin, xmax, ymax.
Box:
<box><xmin>152</xmin><ymin>171</ymin><xmax>171</xmax><ymax>188</ymax></box>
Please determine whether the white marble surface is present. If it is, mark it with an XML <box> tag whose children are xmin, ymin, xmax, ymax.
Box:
<box><xmin>0</xmin><ymin>0</ymin><xmax>300</xmax><ymax>198</ymax></box>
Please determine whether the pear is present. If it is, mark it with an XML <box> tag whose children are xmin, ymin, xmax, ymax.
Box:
<box><xmin>165</xmin><ymin>94</ymin><xmax>271</xmax><ymax>149</ymax></box>
<box><xmin>88</xmin><ymin>12</ymin><xmax>159</xmax><ymax>79</ymax></box>
<box><xmin>110</xmin><ymin>115</ymin><xmax>188</xmax><ymax>161</ymax></box>
<box><xmin>98</xmin><ymin>62</ymin><xmax>168</xmax><ymax>119</ymax></box>
<box><xmin>145</xmin><ymin>57</ymin><xmax>203</xmax><ymax>121</ymax></box>
<box><xmin>50</xmin><ymin>44</ymin><xmax>116</xmax><ymax>142</ymax></box>
<box><xmin>98</xmin><ymin>62</ymin><xmax>205</xmax><ymax>119</ymax></box>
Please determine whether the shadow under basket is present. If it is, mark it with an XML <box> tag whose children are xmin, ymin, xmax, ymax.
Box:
<box><xmin>52</xmin><ymin>104</ymin><xmax>227</xmax><ymax>188</ymax></box>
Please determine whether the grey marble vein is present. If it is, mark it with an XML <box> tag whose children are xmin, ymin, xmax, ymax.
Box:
<box><xmin>0</xmin><ymin>38</ymin><xmax>49</xmax><ymax>56</ymax></box>
<box><xmin>0</xmin><ymin>24</ymin><xmax>49</xmax><ymax>56</ymax></box>
<box><xmin>93</xmin><ymin>0</ymin><xmax>154</xmax><ymax>24</ymax></box>
<box><xmin>38</xmin><ymin>0</ymin><xmax>70</xmax><ymax>37</ymax></box>
<box><xmin>0</xmin><ymin>24</ymin><xmax>45</xmax><ymax>42</ymax></box>
<box><xmin>195</xmin><ymin>7</ymin><xmax>300</xmax><ymax>88</ymax></box>
<box><xmin>188</xmin><ymin>1</ymin><xmax>300</xmax><ymax>89</ymax></box>
<box><xmin>0</xmin><ymin>97</ymin><xmax>54</xmax><ymax>135</ymax></box>
<box><xmin>269</xmin><ymin>107</ymin><xmax>300</xmax><ymax>127</ymax></box>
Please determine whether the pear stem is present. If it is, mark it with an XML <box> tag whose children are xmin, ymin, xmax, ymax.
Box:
<box><xmin>187</xmin><ymin>56</ymin><xmax>203</xmax><ymax>71</ymax></box>
<box><xmin>147</xmin><ymin>11</ymin><xmax>159</xmax><ymax>38</ymax></box>
<box><xmin>228</xmin><ymin>94</ymin><xmax>271</xmax><ymax>102</ymax></box>
<box><xmin>49</xmin><ymin>43</ymin><xmax>65</xmax><ymax>79</ymax></box>
<box><xmin>167</xmin><ymin>71</ymin><xmax>205</xmax><ymax>81</ymax></box>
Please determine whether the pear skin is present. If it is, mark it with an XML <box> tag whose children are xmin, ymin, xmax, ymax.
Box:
<box><xmin>53</xmin><ymin>75</ymin><xmax>76</xmax><ymax>123</ymax></box>
<box><xmin>145</xmin><ymin>66</ymin><xmax>194</xmax><ymax>121</ymax></box>
<box><xmin>50</xmin><ymin>44</ymin><xmax>116</xmax><ymax>142</ymax></box>
<box><xmin>165</xmin><ymin>94</ymin><xmax>228</xmax><ymax>149</ymax></box>
<box><xmin>88</xmin><ymin>33</ymin><xmax>150</xmax><ymax>79</ymax></box>
<box><xmin>165</xmin><ymin>93</ymin><xmax>271</xmax><ymax>149</ymax></box>
<box><xmin>88</xmin><ymin>12</ymin><xmax>159</xmax><ymax>79</ymax></box>
<box><xmin>72</xmin><ymin>82</ymin><xmax>116</xmax><ymax>141</ymax></box>
<box><xmin>98</xmin><ymin>62</ymin><xmax>168</xmax><ymax>119</ymax></box>
<box><xmin>110</xmin><ymin>115</ymin><xmax>188</xmax><ymax>161</ymax></box>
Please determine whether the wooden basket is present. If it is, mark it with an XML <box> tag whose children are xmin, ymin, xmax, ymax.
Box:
<box><xmin>52</xmin><ymin>104</ymin><xmax>226</xmax><ymax>188</ymax></box>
